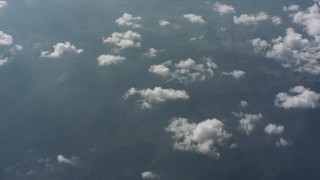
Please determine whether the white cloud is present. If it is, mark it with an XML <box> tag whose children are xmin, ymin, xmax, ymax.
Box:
<box><xmin>97</xmin><ymin>54</ymin><xmax>126</xmax><ymax>66</ymax></box>
<box><xmin>159</xmin><ymin>19</ymin><xmax>170</xmax><ymax>26</ymax></box>
<box><xmin>122</xmin><ymin>87</ymin><xmax>189</xmax><ymax>109</ymax></box>
<box><xmin>240</xmin><ymin>100</ymin><xmax>249</xmax><ymax>108</ymax></box>
<box><xmin>264</xmin><ymin>124</ymin><xmax>284</xmax><ymax>135</ymax></box>
<box><xmin>40</xmin><ymin>42</ymin><xmax>83</xmax><ymax>58</ymax></box>
<box><xmin>166</xmin><ymin>117</ymin><xmax>232</xmax><ymax>159</ymax></box>
<box><xmin>271</xmin><ymin>16</ymin><xmax>282</xmax><ymax>25</ymax></box>
<box><xmin>57</xmin><ymin>155</ymin><xmax>78</xmax><ymax>166</ymax></box>
<box><xmin>141</xmin><ymin>171</ymin><xmax>160</xmax><ymax>180</ymax></box>
<box><xmin>233</xmin><ymin>112</ymin><xmax>263</xmax><ymax>135</ymax></box>
<box><xmin>291</xmin><ymin>4</ymin><xmax>320</xmax><ymax>37</ymax></box>
<box><xmin>234</xmin><ymin>12</ymin><xmax>269</xmax><ymax>25</ymax></box>
<box><xmin>275</xmin><ymin>86</ymin><xmax>320</xmax><ymax>109</ymax></box>
<box><xmin>103</xmin><ymin>30</ymin><xmax>141</xmax><ymax>49</ymax></box>
<box><xmin>149</xmin><ymin>57</ymin><xmax>217</xmax><ymax>83</ymax></box>
<box><xmin>283</xmin><ymin>4</ymin><xmax>300</xmax><ymax>12</ymax></box>
<box><xmin>0</xmin><ymin>1</ymin><xmax>6</xmax><ymax>9</ymax></box>
<box><xmin>275</xmin><ymin>138</ymin><xmax>291</xmax><ymax>147</ymax></box>
<box><xmin>183</xmin><ymin>14</ymin><xmax>206</xmax><ymax>24</ymax></box>
<box><xmin>251</xmin><ymin>28</ymin><xmax>320</xmax><ymax>75</ymax></box>
<box><xmin>0</xmin><ymin>56</ymin><xmax>9</xmax><ymax>66</ymax></box>
<box><xmin>229</xmin><ymin>143</ymin><xmax>238</xmax><ymax>149</ymax></box>
<box><xmin>0</xmin><ymin>31</ymin><xmax>13</xmax><ymax>46</ymax></box>
<box><xmin>143</xmin><ymin>48</ymin><xmax>159</xmax><ymax>58</ymax></box>
<box><xmin>115</xmin><ymin>13</ymin><xmax>142</xmax><ymax>28</ymax></box>
<box><xmin>213</xmin><ymin>2</ymin><xmax>235</xmax><ymax>15</ymax></box>
<box><xmin>10</xmin><ymin>45</ymin><xmax>23</xmax><ymax>54</ymax></box>
<box><xmin>221</xmin><ymin>70</ymin><xmax>246</xmax><ymax>79</ymax></box>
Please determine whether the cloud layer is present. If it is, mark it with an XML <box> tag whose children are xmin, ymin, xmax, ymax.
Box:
<box><xmin>166</xmin><ymin>117</ymin><xmax>232</xmax><ymax>159</ymax></box>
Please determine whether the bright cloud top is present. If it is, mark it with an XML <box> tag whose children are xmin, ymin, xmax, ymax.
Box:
<box><xmin>0</xmin><ymin>56</ymin><xmax>9</xmax><ymax>66</ymax></box>
<box><xmin>283</xmin><ymin>4</ymin><xmax>300</xmax><ymax>12</ymax></box>
<box><xmin>141</xmin><ymin>171</ymin><xmax>160</xmax><ymax>180</ymax></box>
<box><xmin>275</xmin><ymin>138</ymin><xmax>291</xmax><ymax>147</ymax></box>
<box><xmin>97</xmin><ymin>54</ymin><xmax>126</xmax><ymax>66</ymax></box>
<box><xmin>240</xmin><ymin>100</ymin><xmax>249</xmax><ymax>108</ymax></box>
<box><xmin>143</xmin><ymin>48</ymin><xmax>159</xmax><ymax>58</ymax></box>
<box><xmin>166</xmin><ymin>117</ymin><xmax>232</xmax><ymax>159</ymax></box>
<box><xmin>103</xmin><ymin>30</ymin><xmax>141</xmax><ymax>49</ymax></box>
<box><xmin>159</xmin><ymin>19</ymin><xmax>170</xmax><ymax>26</ymax></box>
<box><xmin>183</xmin><ymin>14</ymin><xmax>206</xmax><ymax>24</ymax></box>
<box><xmin>0</xmin><ymin>1</ymin><xmax>6</xmax><ymax>8</ymax></box>
<box><xmin>234</xmin><ymin>12</ymin><xmax>269</xmax><ymax>25</ymax></box>
<box><xmin>122</xmin><ymin>87</ymin><xmax>189</xmax><ymax>109</ymax></box>
<box><xmin>0</xmin><ymin>31</ymin><xmax>13</xmax><ymax>46</ymax></box>
<box><xmin>271</xmin><ymin>16</ymin><xmax>282</xmax><ymax>25</ymax></box>
<box><xmin>264</xmin><ymin>124</ymin><xmax>284</xmax><ymax>135</ymax></box>
<box><xmin>57</xmin><ymin>155</ymin><xmax>79</xmax><ymax>166</ymax></box>
<box><xmin>213</xmin><ymin>2</ymin><xmax>235</xmax><ymax>15</ymax></box>
<box><xmin>275</xmin><ymin>86</ymin><xmax>320</xmax><ymax>109</ymax></box>
<box><xmin>41</xmin><ymin>42</ymin><xmax>83</xmax><ymax>58</ymax></box>
<box><xmin>221</xmin><ymin>70</ymin><xmax>246</xmax><ymax>79</ymax></box>
<box><xmin>233</xmin><ymin>112</ymin><xmax>263</xmax><ymax>135</ymax></box>
<box><xmin>115</xmin><ymin>13</ymin><xmax>142</xmax><ymax>28</ymax></box>
<box><xmin>149</xmin><ymin>57</ymin><xmax>217</xmax><ymax>83</ymax></box>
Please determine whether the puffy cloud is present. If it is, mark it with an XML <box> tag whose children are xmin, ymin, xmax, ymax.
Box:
<box><xmin>10</xmin><ymin>44</ymin><xmax>23</xmax><ymax>54</ymax></box>
<box><xmin>149</xmin><ymin>57</ymin><xmax>217</xmax><ymax>83</ymax></box>
<box><xmin>183</xmin><ymin>14</ymin><xmax>206</xmax><ymax>24</ymax></box>
<box><xmin>103</xmin><ymin>30</ymin><xmax>141</xmax><ymax>49</ymax></box>
<box><xmin>233</xmin><ymin>12</ymin><xmax>269</xmax><ymax>25</ymax></box>
<box><xmin>40</xmin><ymin>42</ymin><xmax>83</xmax><ymax>58</ymax></box>
<box><xmin>290</xmin><ymin>4</ymin><xmax>320</xmax><ymax>36</ymax></box>
<box><xmin>233</xmin><ymin>112</ymin><xmax>263</xmax><ymax>135</ymax></box>
<box><xmin>271</xmin><ymin>16</ymin><xmax>282</xmax><ymax>25</ymax></box>
<box><xmin>283</xmin><ymin>4</ymin><xmax>300</xmax><ymax>12</ymax></box>
<box><xmin>143</xmin><ymin>48</ymin><xmax>159</xmax><ymax>58</ymax></box>
<box><xmin>122</xmin><ymin>87</ymin><xmax>189</xmax><ymax>109</ymax></box>
<box><xmin>264</xmin><ymin>124</ymin><xmax>284</xmax><ymax>135</ymax></box>
<box><xmin>0</xmin><ymin>31</ymin><xmax>13</xmax><ymax>46</ymax></box>
<box><xmin>57</xmin><ymin>155</ymin><xmax>79</xmax><ymax>166</ymax></box>
<box><xmin>251</xmin><ymin>28</ymin><xmax>320</xmax><ymax>75</ymax></box>
<box><xmin>213</xmin><ymin>2</ymin><xmax>235</xmax><ymax>15</ymax></box>
<box><xmin>240</xmin><ymin>100</ymin><xmax>249</xmax><ymax>108</ymax></box>
<box><xmin>115</xmin><ymin>13</ymin><xmax>142</xmax><ymax>28</ymax></box>
<box><xmin>275</xmin><ymin>138</ymin><xmax>291</xmax><ymax>147</ymax></box>
<box><xmin>159</xmin><ymin>19</ymin><xmax>170</xmax><ymax>26</ymax></box>
<box><xmin>141</xmin><ymin>171</ymin><xmax>160</xmax><ymax>180</ymax></box>
<box><xmin>0</xmin><ymin>56</ymin><xmax>9</xmax><ymax>66</ymax></box>
<box><xmin>0</xmin><ymin>1</ymin><xmax>6</xmax><ymax>9</ymax></box>
<box><xmin>166</xmin><ymin>117</ymin><xmax>232</xmax><ymax>159</ymax></box>
<box><xmin>275</xmin><ymin>86</ymin><xmax>320</xmax><ymax>109</ymax></box>
<box><xmin>97</xmin><ymin>54</ymin><xmax>126</xmax><ymax>66</ymax></box>
<box><xmin>221</xmin><ymin>70</ymin><xmax>246</xmax><ymax>79</ymax></box>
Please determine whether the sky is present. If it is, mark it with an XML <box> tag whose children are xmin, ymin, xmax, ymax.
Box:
<box><xmin>0</xmin><ymin>0</ymin><xmax>320</xmax><ymax>179</ymax></box>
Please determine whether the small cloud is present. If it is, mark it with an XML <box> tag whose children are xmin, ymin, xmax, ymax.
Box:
<box><xmin>10</xmin><ymin>44</ymin><xmax>23</xmax><ymax>54</ymax></box>
<box><xmin>122</xmin><ymin>87</ymin><xmax>189</xmax><ymax>109</ymax></box>
<box><xmin>275</xmin><ymin>138</ymin><xmax>291</xmax><ymax>147</ymax></box>
<box><xmin>166</xmin><ymin>117</ymin><xmax>232</xmax><ymax>159</ymax></box>
<box><xmin>57</xmin><ymin>155</ymin><xmax>79</xmax><ymax>166</ymax></box>
<box><xmin>97</xmin><ymin>54</ymin><xmax>126</xmax><ymax>66</ymax></box>
<box><xmin>221</xmin><ymin>70</ymin><xmax>246</xmax><ymax>79</ymax></box>
<box><xmin>103</xmin><ymin>30</ymin><xmax>141</xmax><ymax>49</ymax></box>
<box><xmin>240</xmin><ymin>100</ymin><xmax>249</xmax><ymax>108</ymax></box>
<box><xmin>159</xmin><ymin>19</ymin><xmax>170</xmax><ymax>26</ymax></box>
<box><xmin>283</xmin><ymin>4</ymin><xmax>300</xmax><ymax>12</ymax></box>
<box><xmin>115</xmin><ymin>13</ymin><xmax>142</xmax><ymax>28</ymax></box>
<box><xmin>143</xmin><ymin>48</ymin><xmax>159</xmax><ymax>58</ymax></box>
<box><xmin>229</xmin><ymin>143</ymin><xmax>238</xmax><ymax>149</ymax></box>
<box><xmin>0</xmin><ymin>1</ymin><xmax>6</xmax><ymax>9</ymax></box>
<box><xmin>0</xmin><ymin>56</ymin><xmax>9</xmax><ymax>66</ymax></box>
<box><xmin>183</xmin><ymin>14</ymin><xmax>206</xmax><ymax>24</ymax></box>
<box><xmin>40</xmin><ymin>42</ymin><xmax>83</xmax><ymax>58</ymax></box>
<box><xmin>213</xmin><ymin>2</ymin><xmax>235</xmax><ymax>15</ymax></box>
<box><xmin>271</xmin><ymin>16</ymin><xmax>282</xmax><ymax>25</ymax></box>
<box><xmin>0</xmin><ymin>31</ymin><xmax>13</xmax><ymax>46</ymax></box>
<box><xmin>275</xmin><ymin>86</ymin><xmax>320</xmax><ymax>109</ymax></box>
<box><xmin>141</xmin><ymin>171</ymin><xmax>160</xmax><ymax>180</ymax></box>
<box><xmin>234</xmin><ymin>12</ymin><xmax>269</xmax><ymax>25</ymax></box>
<box><xmin>233</xmin><ymin>112</ymin><xmax>263</xmax><ymax>135</ymax></box>
<box><xmin>264</xmin><ymin>124</ymin><xmax>284</xmax><ymax>135</ymax></box>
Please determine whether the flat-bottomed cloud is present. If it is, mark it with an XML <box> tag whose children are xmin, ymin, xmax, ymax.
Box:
<box><xmin>40</xmin><ymin>42</ymin><xmax>83</xmax><ymax>58</ymax></box>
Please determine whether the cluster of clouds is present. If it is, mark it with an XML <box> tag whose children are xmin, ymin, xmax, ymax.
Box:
<box><xmin>149</xmin><ymin>58</ymin><xmax>217</xmax><ymax>83</ymax></box>
<box><xmin>275</xmin><ymin>86</ymin><xmax>320</xmax><ymax>109</ymax></box>
<box><xmin>40</xmin><ymin>42</ymin><xmax>83</xmax><ymax>58</ymax></box>
<box><xmin>251</xmin><ymin>4</ymin><xmax>320</xmax><ymax>75</ymax></box>
<box><xmin>183</xmin><ymin>14</ymin><xmax>206</xmax><ymax>24</ymax></box>
<box><xmin>166</xmin><ymin>117</ymin><xmax>232</xmax><ymax>159</ymax></box>
<box><xmin>0</xmin><ymin>31</ymin><xmax>23</xmax><ymax>66</ymax></box>
<box><xmin>115</xmin><ymin>13</ymin><xmax>142</xmax><ymax>28</ymax></box>
<box><xmin>141</xmin><ymin>171</ymin><xmax>160</xmax><ymax>180</ymax></box>
<box><xmin>103</xmin><ymin>30</ymin><xmax>141</xmax><ymax>50</ymax></box>
<box><xmin>122</xmin><ymin>87</ymin><xmax>189</xmax><ymax>109</ymax></box>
